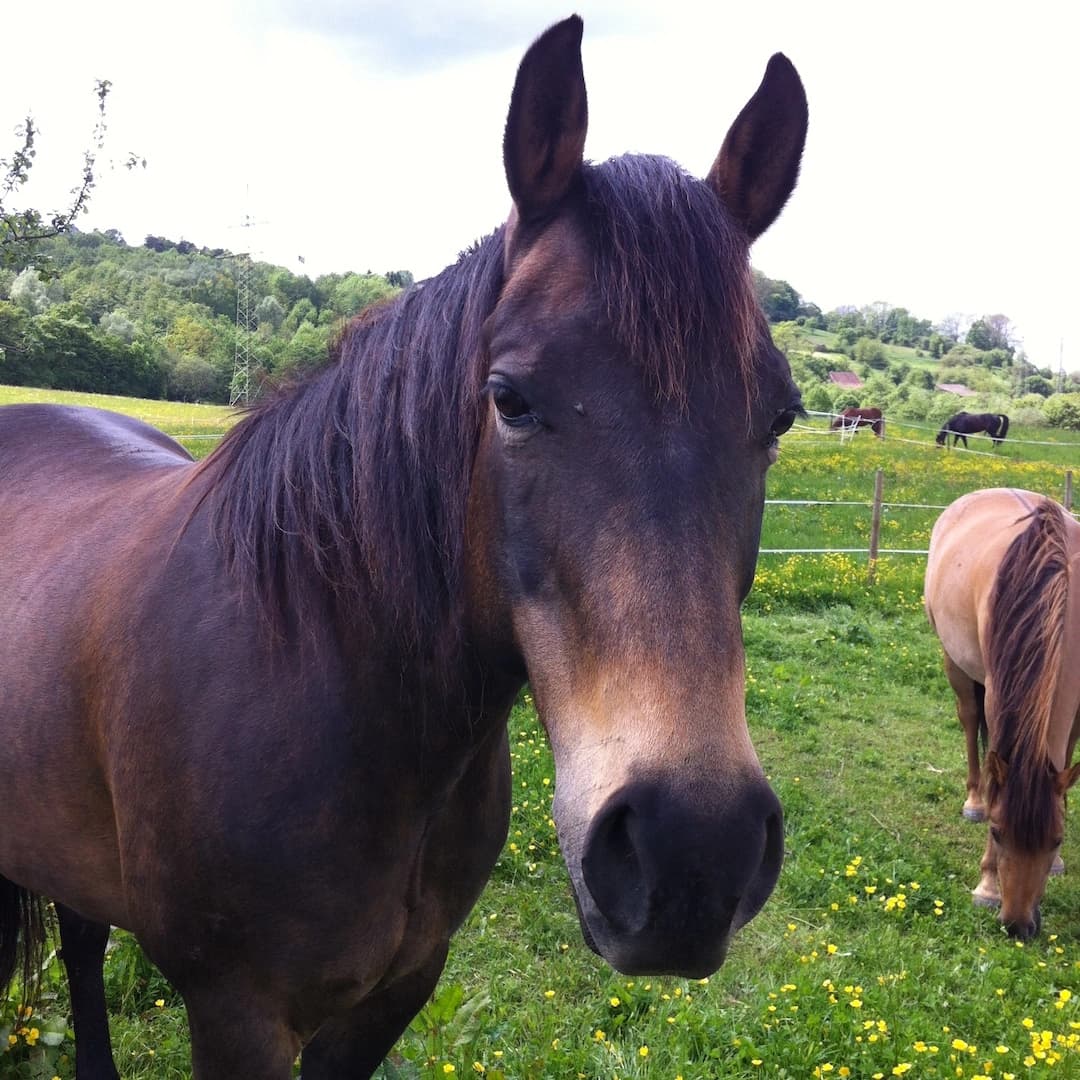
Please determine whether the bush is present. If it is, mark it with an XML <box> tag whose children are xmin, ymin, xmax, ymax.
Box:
<box><xmin>1042</xmin><ymin>393</ymin><xmax>1080</xmax><ymax>430</ymax></box>
<box><xmin>169</xmin><ymin>355</ymin><xmax>224</xmax><ymax>402</ymax></box>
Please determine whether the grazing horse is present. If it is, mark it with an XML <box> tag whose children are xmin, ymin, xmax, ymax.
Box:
<box><xmin>0</xmin><ymin>17</ymin><xmax>808</xmax><ymax>1080</ymax></box>
<box><xmin>925</xmin><ymin>488</ymin><xmax>1080</xmax><ymax>939</ymax></box>
<box><xmin>935</xmin><ymin>411</ymin><xmax>1010</xmax><ymax>448</ymax></box>
<box><xmin>831</xmin><ymin>406</ymin><xmax>884</xmax><ymax>438</ymax></box>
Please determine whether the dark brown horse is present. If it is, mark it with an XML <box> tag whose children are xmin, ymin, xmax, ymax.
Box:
<box><xmin>0</xmin><ymin>18</ymin><xmax>807</xmax><ymax>1079</ymax></box>
<box><xmin>831</xmin><ymin>406</ymin><xmax>884</xmax><ymax>437</ymax></box>
<box><xmin>925</xmin><ymin>488</ymin><xmax>1080</xmax><ymax>939</ymax></box>
<box><xmin>935</xmin><ymin>411</ymin><xmax>1010</xmax><ymax>448</ymax></box>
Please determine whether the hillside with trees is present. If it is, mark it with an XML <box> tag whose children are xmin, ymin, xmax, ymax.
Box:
<box><xmin>1</xmin><ymin>231</ymin><xmax>1078</xmax><ymax>430</ymax></box>
<box><xmin>0</xmin><ymin>229</ymin><xmax>411</xmax><ymax>402</ymax></box>
<box><xmin>752</xmin><ymin>270</ymin><xmax>1080</xmax><ymax>431</ymax></box>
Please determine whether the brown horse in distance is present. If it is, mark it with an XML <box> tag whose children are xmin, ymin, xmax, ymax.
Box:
<box><xmin>831</xmin><ymin>406</ymin><xmax>884</xmax><ymax>437</ymax></box>
<box><xmin>0</xmin><ymin>17</ymin><xmax>808</xmax><ymax>1080</ymax></box>
<box><xmin>925</xmin><ymin>488</ymin><xmax>1080</xmax><ymax>939</ymax></box>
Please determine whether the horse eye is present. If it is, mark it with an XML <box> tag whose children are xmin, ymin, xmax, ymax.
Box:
<box><xmin>771</xmin><ymin>408</ymin><xmax>798</xmax><ymax>438</ymax></box>
<box><xmin>491</xmin><ymin>383</ymin><xmax>532</xmax><ymax>423</ymax></box>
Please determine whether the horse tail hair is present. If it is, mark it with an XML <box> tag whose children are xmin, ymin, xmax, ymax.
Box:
<box><xmin>996</xmin><ymin>414</ymin><xmax>1010</xmax><ymax>442</ymax></box>
<box><xmin>0</xmin><ymin>876</ymin><xmax>48</xmax><ymax>1008</ymax></box>
<box><xmin>984</xmin><ymin>499</ymin><xmax>1070</xmax><ymax>848</ymax></box>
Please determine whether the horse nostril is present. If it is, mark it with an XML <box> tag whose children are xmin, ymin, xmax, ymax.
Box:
<box><xmin>581</xmin><ymin>802</ymin><xmax>649</xmax><ymax>935</ymax></box>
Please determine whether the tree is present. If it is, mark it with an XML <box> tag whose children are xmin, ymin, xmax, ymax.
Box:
<box><xmin>853</xmin><ymin>337</ymin><xmax>887</xmax><ymax>370</ymax></box>
<box><xmin>1</xmin><ymin>81</ymin><xmax>144</xmax><ymax>272</ymax></box>
<box><xmin>966</xmin><ymin>315</ymin><xmax>1015</xmax><ymax>355</ymax></box>
<box><xmin>10</xmin><ymin>268</ymin><xmax>50</xmax><ymax>314</ymax></box>
<box><xmin>752</xmin><ymin>270</ymin><xmax>801</xmax><ymax>322</ymax></box>
<box><xmin>255</xmin><ymin>295</ymin><xmax>285</xmax><ymax>332</ymax></box>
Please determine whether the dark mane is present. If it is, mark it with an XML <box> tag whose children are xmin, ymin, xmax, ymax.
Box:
<box><xmin>582</xmin><ymin>155</ymin><xmax>760</xmax><ymax>404</ymax></box>
<box><xmin>203</xmin><ymin>154</ymin><xmax>765</xmax><ymax>670</ymax></box>
<box><xmin>984</xmin><ymin>499</ymin><xmax>1070</xmax><ymax>848</ymax></box>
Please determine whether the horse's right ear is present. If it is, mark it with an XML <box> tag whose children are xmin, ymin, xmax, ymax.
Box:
<box><xmin>503</xmin><ymin>16</ymin><xmax>588</xmax><ymax>225</ymax></box>
<box><xmin>707</xmin><ymin>53</ymin><xmax>808</xmax><ymax>241</ymax></box>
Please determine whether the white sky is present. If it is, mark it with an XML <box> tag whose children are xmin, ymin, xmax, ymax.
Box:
<box><xmin>3</xmin><ymin>1</ymin><xmax>1076</xmax><ymax>370</ymax></box>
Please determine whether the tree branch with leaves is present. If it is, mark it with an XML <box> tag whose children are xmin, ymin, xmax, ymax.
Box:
<box><xmin>0</xmin><ymin>79</ymin><xmax>144</xmax><ymax>273</ymax></box>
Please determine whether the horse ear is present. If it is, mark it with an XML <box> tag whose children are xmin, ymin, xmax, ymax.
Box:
<box><xmin>1056</xmin><ymin>761</ymin><xmax>1080</xmax><ymax>795</ymax></box>
<box><xmin>706</xmin><ymin>53</ymin><xmax>808</xmax><ymax>241</ymax></box>
<box><xmin>503</xmin><ymin>16</ymin><xmax>588</xmax><ymax>225</ymax></box>
<box><xmin>985</xmin><ymin>750</ymin><xmax>1008</xmax><ymax>788</ymax></box>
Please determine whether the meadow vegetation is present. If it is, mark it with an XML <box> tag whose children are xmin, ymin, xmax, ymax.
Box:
<box><xmin>3</xmin><ymin>392</ymin><xmax>1080</xmax><ymax>1078</ymax></box>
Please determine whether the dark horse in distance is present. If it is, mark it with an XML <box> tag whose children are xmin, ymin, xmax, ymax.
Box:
<box><xmin>0</xmin><ymin>18</ymin><xmax>808</xmax><ymax>1080</ymax></box>
<box><xmin>936</xmin><ymin>410</ymin><xmax>1010</xmax><ymax>448</ymax></box>
<box><xmin>831</xmin><ymin>406</ymin><xmax>884</xmax><ymax>437</ymax></box>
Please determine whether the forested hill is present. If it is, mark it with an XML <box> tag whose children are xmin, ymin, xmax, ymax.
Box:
<box><xmin>2</xmin><ymin>229</ymin><xmax>1077</xmax><ymax>425</ymax></box>
<box><xmin>0</xmin><ymin>229</ymin><xmax>413</xmax><ymax>403</ymax></box>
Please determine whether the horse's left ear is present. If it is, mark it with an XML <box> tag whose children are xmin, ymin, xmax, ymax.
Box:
<box><xmin>707</xmin><ymin>53</ymin><xmax>808</xmax><ymax>241</ymax></box>
<box><xmin>503</xmin><ymin>16</ymin><xmax>588</xmax><ymax>225</ymax></box>
<box><xmin>1056</xmin><ymin>761</ymin><xmax>1080</xmax><ymax>795</ymax></box>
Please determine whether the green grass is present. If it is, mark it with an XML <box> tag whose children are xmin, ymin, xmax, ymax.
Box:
<box><xmin>4</xmin><ymin>388</ymin><xmax>1080</xmax><ymax>1079</ymax></box>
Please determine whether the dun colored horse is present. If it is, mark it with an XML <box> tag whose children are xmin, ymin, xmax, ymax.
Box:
<box><xmin>831</xmin><ymin>406</ymin><xmax>884</xmax><ymax>437</ymax></box>
<box><xmin>0</xmin><ymin>17</ymin><xmax>808</xmax><ymax>1079</ymax></box>
<box><xmin>935</xmin><ymin>411</ymin><xmax>1010</xmax><ymax>448</ymax></box>
<box><xmin>925</xmin><ymin>488</ymin><xmax>1080</xmax><ymax>939</ymax></box>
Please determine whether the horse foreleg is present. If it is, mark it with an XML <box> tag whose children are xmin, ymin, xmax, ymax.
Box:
<box><xmin>56</xmin><ymin>903</ymin><xmax>120</xmax><ymax>1080</ymax></box>
<box><xmin>972</xmin><ymin>828</ymin><xmax>1001</xmax><ymax>909</ymax></box>
<box><xmin>184</xmin><ymin>981</ymin><xmax>300</xmax><ymax>1080</ymax></box>
<box><xmin>299</xmin><ymin>945</ymin><xmax>449</xmax><ymax>1080</ymax></box>
<box><xmin>943</xmin><ymin>657</ymin><xmax>986</xmax><ymax>821</ymax></box>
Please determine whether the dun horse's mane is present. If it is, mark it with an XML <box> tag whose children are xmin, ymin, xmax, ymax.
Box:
<box><xmin>201</xmin><ymin>156</ymin><xmax>763</xmax><ymax>668</ymax></box>
<box><xmin>984</xmin><ymin>499</ymin><xmax>1071</xmax><ymax>848</ymax></box>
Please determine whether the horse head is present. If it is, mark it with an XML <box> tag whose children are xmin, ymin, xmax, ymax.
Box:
<box><xmin>982</xmin><ymin>750</ymin><xmax>1080</xmax><ymax>939</ymax></box>
<box><xmin>466</xmin><ymin>17</ymin><xmax>806</xmax><ymax>975</ymax></box>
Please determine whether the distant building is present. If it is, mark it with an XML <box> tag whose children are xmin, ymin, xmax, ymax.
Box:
<box><xmin>828</xmin><ymin>371</ymin><xmax>863</xmax><ymax>388</ymax></box>
<box><xmin>935</xmin><ymin>383</ymin><xmax>977</xmax><ymax>397</ymax></box>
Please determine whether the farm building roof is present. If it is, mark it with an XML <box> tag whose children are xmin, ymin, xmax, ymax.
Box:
<box><xmin>935</xmin><ymin>383</ymin><xmax>977</xmax><ymax>396</ymax></box>
<box><xmin>828</xmin><ymin>371</ymin><xmax>863</xmax><ymax>387</ymax></box>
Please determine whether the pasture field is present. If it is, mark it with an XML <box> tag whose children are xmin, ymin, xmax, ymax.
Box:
<box><xmin>3</xmin><ymin>393</ymin><xmax>1080</xmax><ymax>1079</ymax></box>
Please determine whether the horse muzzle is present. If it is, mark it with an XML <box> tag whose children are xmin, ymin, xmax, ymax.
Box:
<box><xmin>568</xmin><ymin>775</ymin><xmax>784</xmax><ymax>976</ymax></box>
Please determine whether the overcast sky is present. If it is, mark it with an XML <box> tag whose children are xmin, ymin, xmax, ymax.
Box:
<box><xmin>4</xmin><ymin>1</ymin><xmax>1076</xmax><ymax>369</ymax></box>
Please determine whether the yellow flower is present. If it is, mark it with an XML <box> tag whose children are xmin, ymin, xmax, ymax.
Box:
<box><xmin>951</xmin><ymin>1039</ymin><xmax>968</xmax><ymax>1052</ymax></box>
<box><xmin>594</xmin><ymin>1030</ymin><xmax>606</xmax><ymax>1042</ymax></box>
<box><xmin>472</xmin><ymin>1065</ymin><xmax>485</xmax><ymax>1075</ymax></box>
<box><xmin>639</xmin><ymin>1046</ymin><xmax>649</xmax><ymax>1058</ymax></box>
<box><xmin>543</xmin><ymin>990</ymin><xmax>555</xmax><ymax>999</ymax></box>
<box><xmin>443</xmin><ymin>1065</ymin><xmax>456</xmax><ymax>1074</ymax></box>
<box><xmin>24</xmin><ymin>1028</ymin><xmax>39</xmax><ymax>1047</ymax></box>
<box><xmin>609</xmin><ymin>996</ymin><xmax>621</xmax><ymax>1007</ymax></box>
<box><xmin>7</xmin><ymin>1035</ymin><xmax>16</xmax><ymax>1048</ymax></box>
<box><xmin>155</xmin><ymin>999</ymin><xmax>165</xmax><ymax>1008</ymax></box>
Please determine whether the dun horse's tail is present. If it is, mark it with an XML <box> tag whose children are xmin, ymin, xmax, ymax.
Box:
<box><xmin>996</xmin><ymin>414</ymin><xmax>1010</xmax><ymax>442</ymax></box>
<box><xmin>984</xmin><ymin>500</ymin><xmax>1070</xmax><ymax>847</ymax></box>
<box><xmin>0</xmin><ymin>876</ymin><xmax>48</xmax><ymax>1006</ymax></box>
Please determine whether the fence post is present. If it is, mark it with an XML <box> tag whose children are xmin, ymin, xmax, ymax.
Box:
<box><xmin>867</xmin><ymin>468</ymin><xmax>884</xmax><ymax>585</ymax></box>
<box><xmin>1065</xmin><ymin>471</ymin><xmax>1074</xmax><ymax>512</ymax></box>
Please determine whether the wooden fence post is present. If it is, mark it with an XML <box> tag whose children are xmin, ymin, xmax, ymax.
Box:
<box><xmin>1065</xmin><ymin>470</ymin><xmax>1074</xmax><ymax>512</ymax></box>
<box><xmin>867</xmin><ymin>468</ymin><xmax>884</xmax><ymax>585</ymax></box>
